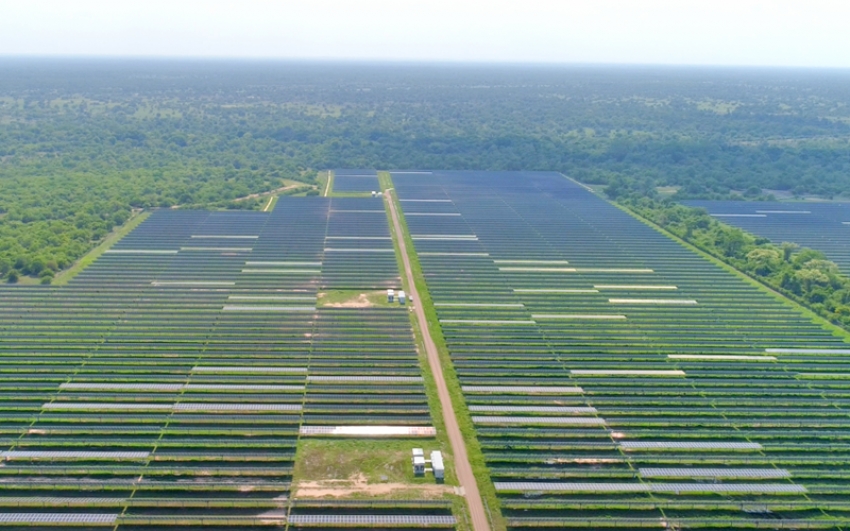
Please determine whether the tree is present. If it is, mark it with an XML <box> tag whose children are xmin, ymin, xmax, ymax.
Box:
<box><xmin>780</xmin><ymin>242</ymin><xmax>799</xmax><ymax>262</ymax></box>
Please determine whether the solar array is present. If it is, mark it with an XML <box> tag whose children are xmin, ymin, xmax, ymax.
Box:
<box><xmin>332</xmin><ymin>168</ymin><xmax>381</xmax><ymax>193</ymax></box>
<box><xmin>684</xmin><ymin>200</ymin><xmax>850</xmax><ymax>274</ymax></box>
<box><xmin>393</xmin><ymin>170</ymin><xmax>850</xmax><ymax>530</ymax></box>
<box><xmin>288</xmin><ymin>514</ymin><xmax>457</xmax><ymax>525</ymax></box>
<box><xmin>0</xmin><ymin>197</ymin><xmax>445</xmax><ymax>528</ymax></box>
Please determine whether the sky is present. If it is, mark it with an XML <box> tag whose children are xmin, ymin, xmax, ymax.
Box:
<box><xmin>0</xmin><ymin>0</ymin><xmax>847</xmax><ymax>67</ymax></box>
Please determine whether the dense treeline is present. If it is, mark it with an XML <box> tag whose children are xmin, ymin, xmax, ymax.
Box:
<box><xmin>624</xmin><ymin>197</ymin><xmax>850</xmax><ymax>328</ymax></box>
<box><xmin>2</xmin><ymin>60</ymin><xmax>850</xmax><ymax>280</ymax></box>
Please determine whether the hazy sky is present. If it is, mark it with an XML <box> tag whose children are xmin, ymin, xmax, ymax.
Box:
<box><xmin>0</xmin><ymin>0</ymin><xmax>847</xmax><ymax>67</ymax></box>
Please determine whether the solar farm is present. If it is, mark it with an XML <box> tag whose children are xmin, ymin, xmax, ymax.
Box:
<box><xmin>684</xmin><ymin>200</ymin><xmax>850</xmax><ymax>274</ymax></box>
<box><xmin>392</xmin><ymin>171</ymin><xmax>850</xmax><ymax>530</ymax></box>
<box><xmin>0</xmin><ymin>197</ymin><xmax>454</xmax><ymax>529</ymax></box>
<box><xmin>3</xmin><ymin>170</ymin><xmax>850</xmax><ymax>530</ymax></box>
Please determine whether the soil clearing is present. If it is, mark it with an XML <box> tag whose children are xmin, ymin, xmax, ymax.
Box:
<box><xmin>295</xmin><ymin>473</ymin><xmax>452</xmax><ymax>499</ymax></box>
<box><xmin>321</xmin><ymin>292</ymin><xmax>373</xmax><ymax>308</ymax></box>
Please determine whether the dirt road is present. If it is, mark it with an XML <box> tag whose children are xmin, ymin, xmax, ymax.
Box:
<box><xmin>386</xmin><ymin>190</ymin><xmax>491</xmax><ymax>531</ymax></box>
<box><xmin>233</xmin><ymin>183</ymin><xmax>302</xmax><ymax>202</ymax></box>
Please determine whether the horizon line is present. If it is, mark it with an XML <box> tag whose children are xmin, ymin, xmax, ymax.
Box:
<box><xmin>0</xmin><ymin>55</ymin><xmax>849</xmax><ymax>71</ymax></box>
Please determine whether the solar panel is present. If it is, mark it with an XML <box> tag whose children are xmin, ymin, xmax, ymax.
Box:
<box><xmin>469</xmin><ymin>406</ymin><xmax>597</xmax><ymax>414</ymax></box>
<box><xmin>43</xmin><ymin>403</ymin><xmax>173</xmax><ymax>410</ymax></box>
<box><xmin>325</xmin><ymin>236</ymin><xmax>391</xmax><ymax>240</ymax></box>
<box><xmin>532</xmin><ymin>314</ymin><xmax>627</xmax><ymax>320</ymax></box>
<box><xmin>441</xmin><ymin>319</ymin><xmax>537</xmax><ymax>325</ymax></box>
<box><xmin>0</xmin><ymin>513</ymin><xmax>118</xmax><ymax>524</ymax></box>
<box><xmin>570</xmin><ymin>370</ymin><xmax>685</xmax><ymax>376</ymax></box>
<box><xmin>151</xmin><ymin>280</ymin><xmax>236</xmax><ymax>286</ymax></box>
<box><xmin>639</xmin><ymin>468</ymin><xmax>791</xmax><ymax>478</ymax></box>
<box><xmin>240</xmin><ymin>270</ymin><xmax>321</xmax><ymax>274</ymax></box>
<box><xmin>0</xmin><ymin>497</ymin><xmax>126</xmax><ymax>505</ymax></box>
<box><xmin>499</xmin><ymin>267</ymin><xmax>576</xmax><ymax>272</ymax></box>
<box><xmin>463</xmin><ymin>386</ymin><xmax>583</xmax><ymax>394</ymax></box>
<box><xmin>324</xmin><ymin>248</ymin><xmax>395</xmax><ymax>252</ymax></box>
<box><xmin>608</xmin><ymin>298</ymin><xmax>697</xmax><ymax>305</ymax></box>
<box><xmin>184</xmin><ymin>384</ymin><xmax>305</xmax><ymax>391</ymax></box>
<box><xmin>228</xmin><ymin>295</ymin><xmax>316</xmax><ymax>301</ymax></box>
<box><xmin>61</xmin><ymin>383</ymin><xmax>305</xmax><ymax>391</ymax></box>
<box><xmin>179</xmin><ymin>247</ymin><xmax>252</xmax><ymax>252</ymax></box>
<box><xmin>435</xmin><ymin>303</ymin><xmax>525</xmax><ymax>308</ymax></box>
<box><xmin>299</xmin><ymin>425</ymin><xmax>436</xmax><ymax>437</ymax></box>
<box><xmin>307</xmin><ymin>376</ymin><xmax>423</xmax><ymax>383</ymax></box>
<box><xmin>494</xmin><ymin>482</ymin><xmax>806</xmax><ymax>493</ymax></box>
<box><xmin>104</xmin><ymin>249</ymin><xmax>178</xmax><ymax>254</ymax></box>
<box><xmin>473</xmin><ymin>416</ymin><xmax>606</xmax><ymax>425</ymax></box>
<box><xmin>420</xmin><ymin>252</ymin><xmax>489</xmax><ymax>256</ymax></box>
<box><xmin>494</xmin><ymin>260</ymin><xmax>571</xmax><ymax>264</ymax></box>
<box><xmin>222</xmin><ymin>305</ymin><xmax>316</xmax><ymax>312</ymax></box>
<box><xmin>412</xmin><ymin>235</ymin><xmax>477</xmax><ymax>240</ymax></box>
<box><xmin>399</xmin><ymin>199</ymin><xmax>450</xmax><ymax>202</ymax></box>
<box><xmin>43</xmin><ymin>403</ymin><xmax>301</xmax><ymax>412</ymax></box>
<box><xmin>0</xmin><ymin>451</ymin><xmax>149</xmax><ymax>460</ymax></box>
<box><xmin>287</xmin><ymin>514</ymin><xmax>456</xmax><ymax>525</ymax></box>
<box><xmin>190</xmin><ymin>235</ymin><xmax>258</xmax><ymax>239</ymax></box>
<box><xmin>173</xmin><ymin>403</ymin><xmax>302</xmax><ymax>411</ymax></box>
<box><xmin>620</xmin><ymin>441</ymin><xmax>763</xmax><ymax>450</ymax></box>
<box><xmin>60</xmin><ymin>383</ymin><xmax>183</xmax><ymax>391</ymax></box>
<box><xmin>192</xmin><ymin>366</ymin><xmax>307</xmax><ymax>373</ymax></box>
<box><xmin>766</xmin><ymin>348</ymin><xmax>850</xmax><ymax>354</ymax></box>
<box><xmin>594</xmin><ymin>285</ymin><xmax>677</xmax><ymax>290</ymax></box>
<box><xmin>514</xmin><ymin>288</ymin><xmax>598</xmax><ymax>293</ymax></box>
<box><xmin>245</xmin><ymin>260</ymin><xmax>323</xmax><ymax>265</ymax></box>
<box><xmin>669</xmin><ymin>355</ymin><xmax>776</xmax><ymax>361</ymax></box>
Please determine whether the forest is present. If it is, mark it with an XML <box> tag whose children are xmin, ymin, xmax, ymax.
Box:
<box><xmin>1</xmin><ymin>59</ymin><xmax>850</xmax><ymax>280</ymax></box>
<box><xmin>624</xmin><ymin>197</ymin><xmax>850</xmax><ymax>328</ymax></box>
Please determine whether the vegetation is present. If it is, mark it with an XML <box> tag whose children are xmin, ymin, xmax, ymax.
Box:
<box><xmin>623</xmin><ymin>196</ymin><xmax>850</xmax><ymax>328</ymax></box>
<box><xmin>292</xmin><ymin>439</ymin><xmax>451</xmax><ymax>496</ymax></box>
<box><xmin>3</xmin><ymin>60</ymin><xmax>850</xmax><ymax>281</ymax></box>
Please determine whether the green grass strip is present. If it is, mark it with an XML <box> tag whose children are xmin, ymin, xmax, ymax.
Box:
<box><xmin>380</xmin><ymin>171</ymin><xmax>504</xmax><ymax>531</ymax></box>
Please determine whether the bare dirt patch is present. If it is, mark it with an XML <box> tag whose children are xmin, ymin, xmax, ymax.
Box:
<box><xmin>322</xmin><ymin>293</ymin><xmax>373</xmax><ymax>308</ymax></box>
<box><xmin>317</xmin><ymin>290</ymin><xmax>398</xmax><ymax>308</ymax></box>
<box><xmin>295</xmin><ymin>473</ymin><xmax>451</xmax><ymax>499</ymax></box>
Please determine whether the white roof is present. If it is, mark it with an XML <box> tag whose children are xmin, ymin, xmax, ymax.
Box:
<box><xmin>430</xmin><ymin>451</ymin><xmax>444</xmax><ymax>470</ymax></box>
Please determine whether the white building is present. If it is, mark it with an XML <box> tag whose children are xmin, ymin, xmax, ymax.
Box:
<box><xmin>412</xmin><ymin>448</ymin><xmax>425</xmax><ymax>476</ymax></box>
<box><xmin>430</xmin><ymin>451</ymin><xmax>444</xmax><ymax>481</ymax></box>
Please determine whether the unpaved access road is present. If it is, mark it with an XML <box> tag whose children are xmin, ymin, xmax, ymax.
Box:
<box><xmin>385</xmin><ymin>190</ymin><xmax>491</xmax><ymax>531</ymax></box>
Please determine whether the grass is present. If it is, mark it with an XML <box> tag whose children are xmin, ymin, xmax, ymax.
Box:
<box><xmin>51</xmin><ymin>210</ymin><xmax>151</xmax><ymax>286</ymax></box>
<box><xmin>380</xmin><ymin>170</ymin><xmax>505</xmax><ymax>531</ymax></box>
<box><xmin>10</xmin><ymin>275</ymin><xmax>43</xmax><ymax>286</ymax></box>
<box><xmin>322</xmin><ymin>170</ymin><xmax>333</xmax><ymax>197</ymax></box>
<box><xmin>317</xmin><ymin>289</ymin><xmax>399</xmax><ymax>308</ymax></box>
<box><xmin>294</xmin><ymin>439</ymin><xmax>439</xmax><ymax>485</ymax></box>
